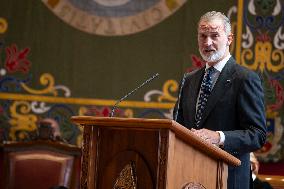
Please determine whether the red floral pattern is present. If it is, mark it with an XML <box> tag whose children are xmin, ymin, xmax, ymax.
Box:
<box><xmin>83</xmin><ymin>106</ymin><xmax>129</xmax><ymax>117</ymax></box>
<box><xmin>186</xmin><ymin>54</ymin><xmax>205</xmax><ymax>72</ymax></box>
<box><xmin>267</xmin><ymin>79</ymin><xmax>284</xmax><ymax>111</ymax></box>
<box><xmin>5</xmin><ymin>44</ymin><xmax>31</xmax><ymax>73</ymax></box>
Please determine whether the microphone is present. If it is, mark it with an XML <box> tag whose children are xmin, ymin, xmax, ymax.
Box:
<box><xmin>173</xmin><ymin>73</ymin><xmax>188</xmax><ymax>121</ymax></box>
<box><xmin>109</xmin><ymin>73</ymin><xmax>160</xmax><ymax>117</ymax></box>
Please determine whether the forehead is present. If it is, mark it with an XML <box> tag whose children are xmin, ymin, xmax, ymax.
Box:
<box><xmin>198</xmin><ymin>19</ymin><xmax>225</xmax><ymax>33</ymax></box>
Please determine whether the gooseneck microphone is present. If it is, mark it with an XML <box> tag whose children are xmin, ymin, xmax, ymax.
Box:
<box><xmin>174</xmin><ymin>73</ymin><xmax>188</xmax><ymax>121</ymax></box>
<box><xmin>109</xmin><ymin>73</ymin><xmax>160</xmax><ymax>117</ymax></box>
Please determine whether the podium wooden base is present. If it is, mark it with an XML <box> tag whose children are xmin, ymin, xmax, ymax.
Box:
<box><xmin>71</xmin><ymin>116</ymin><xmax>240</xmax><ymax>189</ymax></box>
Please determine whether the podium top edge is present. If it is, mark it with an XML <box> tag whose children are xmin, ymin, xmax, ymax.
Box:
<box><xmin>71</xmin><ymin>116</ymin><xmax>173</xmax><ymax>127</ymax></box>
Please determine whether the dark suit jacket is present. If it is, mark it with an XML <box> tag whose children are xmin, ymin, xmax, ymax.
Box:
<box><xmin>253</xmin><ymin>177</ymin><xmax>273</xmax><ymax>189</ymax></box>
<box><xmin>174</xmin><ymin>57</ymin><xmax>267</xmax><ymax>189</ymax></box>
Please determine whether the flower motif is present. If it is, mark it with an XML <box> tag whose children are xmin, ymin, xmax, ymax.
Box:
<box><xmin>5</xmin><ymin>44</ymin><xmax>31</xmax><ymax>73</ymax></box>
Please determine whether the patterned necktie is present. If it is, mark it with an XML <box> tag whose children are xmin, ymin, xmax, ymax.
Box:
<box><xmin>195</xmin><ymin>66</ymin><xmax>215</xmax><ymax>128</ymax></box>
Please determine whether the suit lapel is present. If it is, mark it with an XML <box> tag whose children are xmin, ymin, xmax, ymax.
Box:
<box><xmin>198</xmin><ymin>58</ymin><xmax>236</xmax><ymax>127</ymax></box>
<box><xmin>188</xmin><ymin>68</ymin><xmax>205</xmax><ymax>126</ymax></box>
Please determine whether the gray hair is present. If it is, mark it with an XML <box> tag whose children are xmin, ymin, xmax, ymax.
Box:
<box><xmin>198</xmin><ymin>11</ymin><xmax>231</xmax><ymax>35</ymax></box>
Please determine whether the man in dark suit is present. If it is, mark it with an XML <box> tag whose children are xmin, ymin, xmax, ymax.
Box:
<box><xmin>174</xmin><ymin>11</ymin><xmax>267</xmax><ymax>189</ymax></box>
<box><xmin>250</xmin><ymin>153</ymin><xmax>273</xmax><ymax>189</ymax></box>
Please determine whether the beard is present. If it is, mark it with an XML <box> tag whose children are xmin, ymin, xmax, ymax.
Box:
<box><xmin>199</xmin><ymin>43</ymin><xmax>227</xmax><ymax>63</ymax></box>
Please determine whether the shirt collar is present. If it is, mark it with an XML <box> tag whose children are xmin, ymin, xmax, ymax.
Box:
<box><xmin>252</xmin><ymin>173</ymin><xmax>256</xmax><ymax>181</ymax></box>
<box><xmin>205</xmin><ymin>54</ymin><xmax>231</xmax><ymax>72</ymax></box>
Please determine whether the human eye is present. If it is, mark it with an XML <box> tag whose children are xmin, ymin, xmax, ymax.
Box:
<box><xmin>211</xmin><ymin>33</ymin><xmax>219</xmax><ymax>39</ymax></box>
<box><xmin>199</xmin><ymin>34</ymin><xmax>206</xmax><ymax>39</ymax></box>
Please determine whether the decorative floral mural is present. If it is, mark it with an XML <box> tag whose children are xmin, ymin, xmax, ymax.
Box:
<box><xmin>238</xmin><ymin>0</ymin><xmax>284</xmax><ymax>162</ymax></box>
<box><xmin>0</xmin><ymin>0</ymin><xmax>283</xmax><ymax>162</ymax></box>
<box><xmin>0</xmin><ymin>37</ymin><xmax>175</xmax><ymax>146</ymax></box>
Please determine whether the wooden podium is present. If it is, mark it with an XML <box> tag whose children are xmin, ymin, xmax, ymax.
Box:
<box><xmin>71</xmin><ymin>116</ymin><xmax>240</xmax><ymax>189</ymax></box>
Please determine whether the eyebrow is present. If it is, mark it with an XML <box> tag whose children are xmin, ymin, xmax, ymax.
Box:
<box><xmin>198</xmin><ymin>31</ymin><xmax>220</xmax><ymax>34</ymax></box>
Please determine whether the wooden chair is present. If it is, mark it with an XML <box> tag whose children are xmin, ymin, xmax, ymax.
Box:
<box><xmin>258</xmin><ymin>175</ymin><xmax>284</xmax><ymax>189</ymax></box>
<box><xmin>0</xmin><ymin>143</ymin><xmax>4</xmax><ymax>189</ymax></box>
<box><xmin>2</xmin><ymin>139</ymin><xmax>81</xmax><ymax>189</ymax></box>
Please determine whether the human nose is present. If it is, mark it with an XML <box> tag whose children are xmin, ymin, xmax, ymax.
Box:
<box><xmin>204</xmin><ymin>37</ymin><xmax>213</xmax><ymax>46</ymax></box>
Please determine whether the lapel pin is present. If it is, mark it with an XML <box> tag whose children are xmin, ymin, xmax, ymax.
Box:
<box><xmin>226</xmin><ymin>79</ymin><xmax>232</xmax><ymax>86</ymax></box>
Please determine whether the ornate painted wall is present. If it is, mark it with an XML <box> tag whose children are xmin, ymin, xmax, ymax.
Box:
<box><xmin>0</xmin><ymin>0</ymin><xmax>283</xmax><ymax>163</ymax></box>
<box><xmin>236</xmin><ymin>0</ymin><xmax>284</xmax><ymax>162</ymax></box>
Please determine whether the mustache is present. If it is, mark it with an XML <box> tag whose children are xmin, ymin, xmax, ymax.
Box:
<box><xmin>203</xmin><ymin>48</ymin><xmax>216</xmax><ymax>52</ymax></box>
<box><xmin>203</xmin><ymin>46</ymin><xmax>215</xmax><ymax>50</ymax></box>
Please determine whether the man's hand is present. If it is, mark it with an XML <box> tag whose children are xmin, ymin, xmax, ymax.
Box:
<box><xmin>191</xmin><ymin>128</ymin><xmax>221</xmax><ymax>145</ymax></box>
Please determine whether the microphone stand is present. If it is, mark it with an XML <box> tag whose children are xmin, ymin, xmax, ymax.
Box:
<box><xmin>110</xmin><ymin>73</ymin><xmax>159</xmax><ymax>117</ymax></box>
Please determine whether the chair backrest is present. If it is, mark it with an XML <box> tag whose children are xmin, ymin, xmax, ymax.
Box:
<box><xmin>2</xmin><ymin>140</ymin><xmax>81</xmax><ymax>189</ymax></box>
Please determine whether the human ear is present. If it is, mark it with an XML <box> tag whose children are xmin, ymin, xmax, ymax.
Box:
<box><xmin>227</xmin><ymin>33</ymin><xmax>234</xmax><ymax>46</ymax></box>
